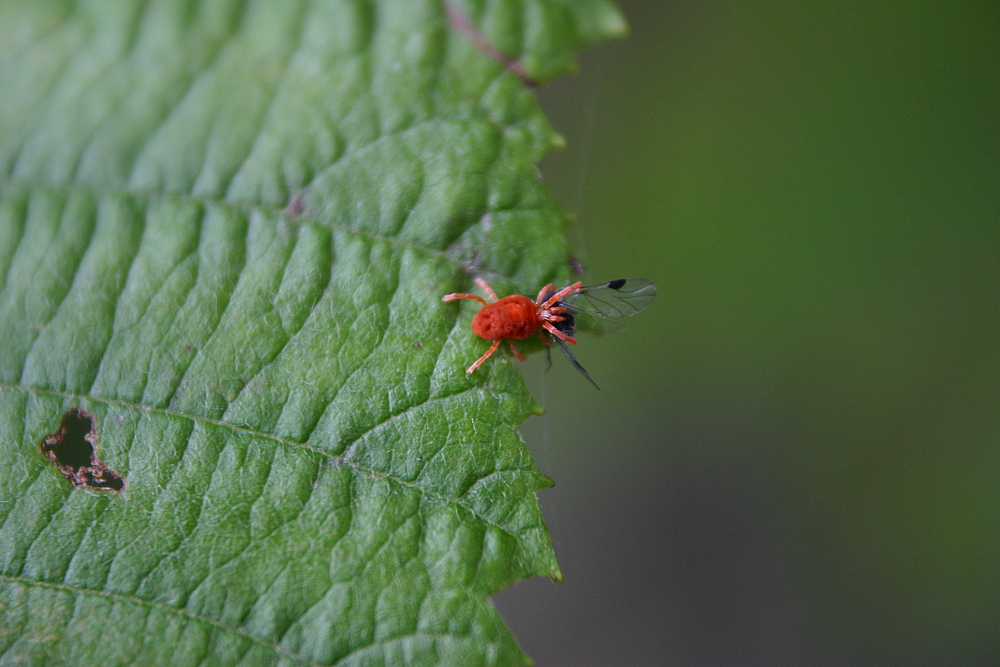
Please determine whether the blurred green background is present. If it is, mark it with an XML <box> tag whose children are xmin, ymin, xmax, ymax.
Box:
<box><xmin>493</xmin><ymin>2</ymin><xmax>1000</xmax><ymax>665</ymax></box>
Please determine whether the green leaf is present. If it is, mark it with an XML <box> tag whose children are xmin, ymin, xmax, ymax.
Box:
<box><xmin>0</xmin><ymin>1</ymin><xmax>623</xmax><ymax>665</ymax></box>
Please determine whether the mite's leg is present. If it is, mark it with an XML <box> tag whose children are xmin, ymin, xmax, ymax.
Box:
<box><xmin>442</xmin><ymin>292</ymin><xmax>489</xmax><ymax>305</ymax></box>
<box><xmin>541</xmin><ymin>281</ymin><xmax>583</xmax><ymax>309</ymax></box>
<box><xmin>467</xmin><ymin>339</ymin><xmax>501</xmax><ymax>374</ymax></box>
<box><xmin>474</xmin><ymin>278</ymin><xmax>499</xmax><ymax>302</ymax></box>
<box><xmin>534</xmin><ymin>283</ymin><xmax>557</xmax><ymax>305</ymax></box>
<box><xmin>542</xmin><ymin>321</ymin><xmax>577</xmax><ymax>344</ymax></box>
<box><xmin>443</xmin><ymin>278</ymin><xmax>499</xmax><ymax>305</ymax></box>
<box><xmin>509</xmin><ymin>341</ymin><xmax>527</xmax><ymax>361</ymax></box>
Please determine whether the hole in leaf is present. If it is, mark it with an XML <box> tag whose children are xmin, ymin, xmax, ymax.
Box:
<box><xmin>40</xmin><ymin>408</ymin><xmax>125</xmax><ymax>492</ymax></box>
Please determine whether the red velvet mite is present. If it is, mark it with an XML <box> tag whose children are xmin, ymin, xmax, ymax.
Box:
<box><xmin>442</xmin><ymin>277</ymin><xmax>656</xmax><ymax>388</ymax></box>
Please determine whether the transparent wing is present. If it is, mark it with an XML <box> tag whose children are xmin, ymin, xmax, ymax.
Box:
<box><xmin>572</xmin><ymin>278</ymin><xmax>657</xmax><ymax>317</ymax></box>
<box><xmin>559</xmin><ymin>278</ymin><xmax>657</xmax><ymax>335</ymax></box>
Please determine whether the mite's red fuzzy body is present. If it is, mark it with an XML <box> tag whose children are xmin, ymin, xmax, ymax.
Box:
<box><xmin>442</xmin><ymin>278</ymin><xmax>582</xmax><ymax>375</ymax></box>
<box><xmin>471</xmin><ymin>295</ymin><xmax>540</xmax><ymax>340</ymax></box>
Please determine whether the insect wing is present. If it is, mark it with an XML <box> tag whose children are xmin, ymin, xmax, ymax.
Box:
<box><xmin>562</xmin><ymin>304</ymin><xmax>623</xmax><ymax>335</ymax></box>
<box><xmin>562</xmin><ymin>278</ymin><xmax>656</xmax><ymax>335</ymax></box>
<box><xmin>574</xmin><ymin>278</ymin><xmax>657</xmax><ymax>316</ymax></box>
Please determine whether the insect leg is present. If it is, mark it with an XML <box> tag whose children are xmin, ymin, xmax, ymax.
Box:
<box><xmin>508</xmin><ymin>341</ymin><xmax>527</xmax><ymax>361</ymax></box>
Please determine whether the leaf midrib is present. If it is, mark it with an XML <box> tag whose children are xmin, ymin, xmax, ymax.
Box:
<box><xmin>0</xmin><ymin>383</ymin><xmax>529</xmax><ymax>543</ymax></box>
<box><xmin>1</xmin><ymin>177</ymin><xmax>461</xmax><ymax>264</ymax></box>
<box><xmin>0</xmin><ymin>572</ymin><xmax>322</xmax><ymax>667</ymax></box>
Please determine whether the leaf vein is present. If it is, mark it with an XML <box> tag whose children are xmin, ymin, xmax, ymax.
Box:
<box><xmin>84</xmin><ymin>213</ymin><xmax>146</xmax><ymax>397</ymax></box>
<box><xmin>127</xmin><ymin>415</ymin><xmax>198</xmax><ymax>597</ymax></box>
<box><xmin>0</xmin><ymin>573</ymin><xmax>321</xmax><ymax>667</ymax></box>
<box><xmin>316</xmin><ymin>267</ymin><xmax>404</xmax><ymax>445</ymax></box>
<box><xmin>223</xmin><ymin>245</ymin><xmax>299</xmax><ymax>417</ymax></box>
<box><xmin>136</xmin><ymin>249</ymin><xmax>200</xmax><ymax>403</ymax></box>
<box><xmin>15</xmin><ymin>192</ymin><xmax>98</xmax><ymax>387</ymax></box>
<box><xmin>0</xmin><ymin>190</ymin><xmax>29</xmax><ymax>293</ymax></box>
<box><xmin>162</xmin><ymin>206</ymin><xmax>249</xmax><ymax>409</ymax></box>
<box><xmin>61</xmin><ymin>491</ymin><xmax>116</xmax><ymax>587</ymax></box>
<box><xmin>224</xmin><ymin>2</ymin><xmax>309</xmax><ymax>202</ymax></box>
